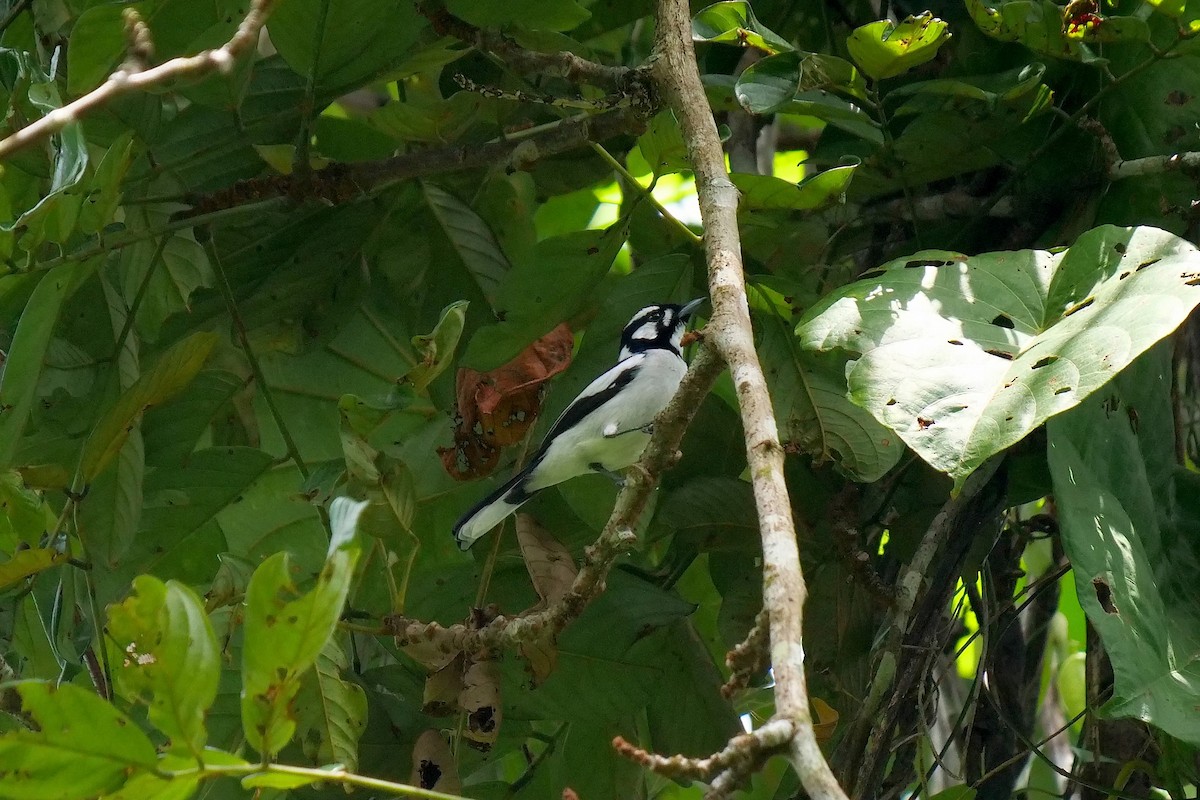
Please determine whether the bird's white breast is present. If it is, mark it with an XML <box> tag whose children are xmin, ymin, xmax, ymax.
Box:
<box><xmin>527</xmin><ymin>350</ymin><xmax>687</xmax><ymax>491</ymax></box>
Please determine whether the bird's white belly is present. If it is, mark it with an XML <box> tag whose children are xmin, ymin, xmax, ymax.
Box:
<box><xmin>528</xmin><ymin>349</ymin><xmax>686</xmax><ymax>490</ymax></box>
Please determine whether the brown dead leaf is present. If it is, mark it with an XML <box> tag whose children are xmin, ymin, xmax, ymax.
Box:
<box><xmin>441</xmin><ymin>323</ymin><xmax>573</xmax><ymax>480</ymax></box>
<box><xmin>410</xmin><ymin>730</ymin><xmax>462</xmax><ymax>793</ymax></box>
<box><xmin>458</xmin><ymin>658</ymin><xmax>502</xmax><ymax>751</ymax></box>
<box><xmin>518</xmin><ymin>638</ymin><xmax>558</xmax><ymax>687</ymax></box>
<box><xmin>422</xmin><ymin>653</ymin><xmax>464</xmax><ymax>716</ymax></box>
<box><xmin>400</xmin><ymin>636</ymin><xmax>462</xmax><ymax>673</ymax></box>
<box><xmin>515</xmin><ymin>513</ymin><xmax>578</xmax><ymax>607</ymax></box>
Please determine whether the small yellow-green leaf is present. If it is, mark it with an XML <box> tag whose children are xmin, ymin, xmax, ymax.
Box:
<box><xmin>80</xmin><ymin>331</ymin><xmax>217</xmax><ymax>482</ymax></box>
<box><xmin>0</xmin><ymin>547</ymin><xmax>68</xmax><ymax>589</ymax></box>
<box><xmin>406</xmin><ymin>300</ymin><xmax>468</xmax><ymax>393</ymax></box>
<box><xmin>847</xmin><ymin>14</ymin><xmax>951</xmax><ymax>80</ymax></box>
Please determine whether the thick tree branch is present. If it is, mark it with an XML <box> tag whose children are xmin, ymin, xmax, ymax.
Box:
<box><xmin>648</xmin><ymin>2</ymin><xmax>848</xmax><ymax>799</ymax></box>
<box><xmin>0</xmin><ymin>0</ymin><xmax>274</xmax><ymax>160</ymax></box>
<box><xmin>385</xmin><ymin>343</ymin><xmax>724</xmax><ymax>654</ymax></box>
<box><xmin>186</xmin><ymin>109</ymin><xmax>647</xmax><ymax>216</ymax></box>
<box><xmin>1110</xmin><ymin>151</ymin><xmax>1200</xmax><ymax>181</ymax></box>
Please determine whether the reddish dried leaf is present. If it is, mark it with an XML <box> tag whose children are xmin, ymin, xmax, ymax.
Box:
<box><xmin>410</xmin><ymin>730</ymin><xmax>462</xmax><ymax>793</ymax></box>
<box><xmin>443</xmin><ymin>323</ymin><xmax>574</xmax><ymax>480</ymax></box>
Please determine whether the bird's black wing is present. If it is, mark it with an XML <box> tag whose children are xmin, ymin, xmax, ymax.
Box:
<box><xmin>539</xmin><ymin>362</ymin><xmax>641</xmax><ymax>448</ymax></box>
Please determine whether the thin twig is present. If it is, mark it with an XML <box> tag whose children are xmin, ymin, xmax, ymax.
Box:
<box><xmin>650</xmin><ymin>1</ymin><xmax>847</xmax><ymax>798</ymax></box>
<box><xmin>722</xmin><ymin>609</ymin><xmax>770</xmax><ymax>698</ymax></box>
<box><xmin>204</xmin><ymin>236</ymin><xmax>310</xmax><ymax>479</ymax></box>
<box><xmin>0</xmin><ymin>0</ymin><xmax>276</xmax><ymax>160</ymax></box>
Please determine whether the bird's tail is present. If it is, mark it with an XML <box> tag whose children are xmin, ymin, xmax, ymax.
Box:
<box><xmin>453</xmin><ymin>466</ymin><xmax>537</xmax><ymax>550</ymax></box>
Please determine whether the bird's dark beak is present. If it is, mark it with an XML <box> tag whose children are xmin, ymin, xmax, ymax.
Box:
<box><xmin>679</xmin><ymin>297</ymin><xmax>706</xmax><ymax>321</ymax></box>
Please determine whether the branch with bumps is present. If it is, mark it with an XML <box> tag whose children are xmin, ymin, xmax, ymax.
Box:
<box><xmin>384</xmin><ymin>343</ymin><xmax>725</xmax><ymax>656</ymax></box>
<box><xmin>616</xmin><ymin>1</ymin><xmax>853</xmax><ymax>799</ymax></box>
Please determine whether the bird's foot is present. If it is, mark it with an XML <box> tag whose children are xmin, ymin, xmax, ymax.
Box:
<box><xmin>589</xmin><ymin>462</ymin><xmax>627</xmax><ymax>487</ymax></box>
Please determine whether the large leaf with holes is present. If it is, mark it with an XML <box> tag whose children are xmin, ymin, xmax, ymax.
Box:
<box><xmin>1048</xmin><ymin>347</ymin><xmax>1200</xmax><ymax>745</ymax></box>
<box><xmin>797</xmin><ymin>225</ymin><xmax>1200</xmax><ymax>489</ymax></box>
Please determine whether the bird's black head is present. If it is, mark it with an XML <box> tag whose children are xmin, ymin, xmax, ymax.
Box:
<box><xmin>618</xmin><ymin>298</ymin><xmax>705</xmax><ymax>360</ymax></box>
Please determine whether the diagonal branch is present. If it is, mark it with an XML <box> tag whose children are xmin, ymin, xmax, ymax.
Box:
<box><xmin>385</xmin><ymin>342</ymin><xmax>724</xmax><ymax>654</ymax></box>
<box><xmin>645</xmin><ymin>1</ymin><xmax>849</xmax><ymax>799</ymax></box>
<box><xmin>0</xmin><ymin>0</ymin><xmax>275</xmax><ymax>160</ymax></box>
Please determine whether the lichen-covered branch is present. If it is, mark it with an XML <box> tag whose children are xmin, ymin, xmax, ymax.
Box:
<box><xmin>385</xmin><ymin>343</ymin><xmax>724</xmax><ymax>654</ymax></box>
<box><xmin>648</xmin><ymin>2</ymin><xmax>848</xmax><ymax>799</ymax></box>
<box><xmin>0</xmin><ymin>0</ymin><xmax>275</xmax><ymax>160</ymax></box>
<box><xmin>722</xmin><ymin>609</ymin><xmax>770</xmax><ymax>698</ymax></box>
<box><xmin>1110</xmin><ymin>151</ymin><xmax>1200</xmax><ymax>181</ymax></box>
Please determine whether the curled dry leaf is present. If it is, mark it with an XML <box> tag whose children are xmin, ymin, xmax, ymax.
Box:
<box><xmin>813</xmin><ymin>696</ymin><xmax>840</xmax><ymax>742</ymax></box>
<box><xmin>458</xmin><ymin>657</ymin><xmax>502</xmax><ymax>751</ymax></box>
<box><xmin>410</xmin><ymin>729</ymin><xmax>462</xmax><ymax>793</ymax></box>
<box><xmin>515</xmin><ymin>513</ymin><xmax>578</xmax><ymax>607</ymax></box>
<box><xmin>400</xmin><ymin>635</ymin><xmax>461</xmax><ymax>673</ymax></box>
<box><xmin>440</xmin><ymin>323</ymin><xmax>574</xmax><ymax>479</ymax></box>
<box><xmin>422</xmin><ymin>653</ymin><xmax>465</xmax><ymax>716</ymax></box>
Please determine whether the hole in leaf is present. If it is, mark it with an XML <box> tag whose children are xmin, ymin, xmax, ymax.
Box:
<box><xmin>917</xmin><ymin>417</ymin><xmax>935</xmax><ymax>430</ymax></box>
<box><xmin>1119</xmin><ymin>271</ymin><xmax>1131</xmax><ymax>280</ymax></box>
<box><xmin>1092</xmin><ymin>577</ymin><xmax>1118</xmax><ymax>614</ymax></box>
<box><xmin>885</xmin><ymin>398</ymin><xmax>898</xmax><ymax>406</ymax></box>
<box><xmin>1137</xmin><ymin>258</ymin><xmax>1160</xmax><ymax>271</ymax></box>
<box><xmin>904</xmin><ymin>258</ymin><xmax>954</xmax><ymax>268</ymax></box>
<box><xmin>985</xmin><ymin>348</ymin><xmax>1014</xmax><ymax>360</ymax></box>
<box><xmin>418</xmin><ymin>760</ymin><xmax>443</xmax><ymax>789</ymax></box>
<box><xmin>1054</xmin><ymin>386</ymin><xmax>1071</xmax><ymax>395</ymax></box>
<box><xmin>860</xmin><ymin>269</ymin><xmax>886</xmax><ymax>279</ymax></box>
<box><xmin>947</xmin><ymin>339</ymin><xmax>964</xmax><ymax>346</ymax></box>
<box><xmin>991</xmin><ymin>314</ymin><xmax>1015</xmax><ymax>329</ymax></box>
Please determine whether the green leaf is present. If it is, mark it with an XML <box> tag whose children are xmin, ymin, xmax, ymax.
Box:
<box><xmin>106</xmin><ymin>576</ymin><xmax>220</xmax><ymax>757</ymax></box>
<box><xmin>847</xmin><ymin>14</ymin><xmax>952</xmax><ymax>81</ymax></box>
<box><xmin>406</xmin><ymin>300</ymin><xmax>468</xmax><ymax>393</ymax></box>
<box><xmin>797</xmin><ymin>225</ymin><xmax>1200</xmax><ymax>489</ymax></box>
<box><xmin>887</xmin><ymin>63</ymin><xmax>1048</xmax><ymax>110</ymax></box>
<box><xmin>0</xmin><ymin>261</ymin><xmax>96</xmax><ymax>469</ymax></box>
<box><xmin>734</xmin><ymin>50</ymin><xmax>867</xmax><ymax>110</ymax></box>
<box><xmin>76</xmin><ymin>430</ymin><xmax>144</xmax><ymax>569</ymax></box>
<box><xmin>0</xmin><ymin>682</ymin><xmax>157</xmax><ymax>799</ymax></box>
<box><xmin>733</xmin><ymin>165</ymin><xmax>857</xmax><ymax>212</ymax></box>
<box><xmin>0</xmin><ymin>472</ymin><xmax>53</xmax><ymax>547</ymax></box>
<box><xmin>635</xmin><ymin>111</ymin><xmax>691</xmax><ymax>177</ymax></box>
<box><xmin>422</xmin><ymin>182</ymin><xmax>510</xmax><ymax>307</ymax></box>
<box><xmin>241</xmin><ymin>497</ymin><xmax>367</xmax><ymax>758</ymax></box>
<box><xmin>268</xmin><ymin>0</ymin><xmax>425</xmax><ymax>92</ymax></box>
<box><xmin>0</xmin><ymin>547</ymin><xmax>68</xmax><ymax>590</ymax></box>
<box><xmin>756</xmin><ymin>311</ymin><xmax>901</xmax><ymax>482</ymax></box>
<box><xmin>79</xmin><ymin>331</ymin><xmax>218</xmax><ymax>483</ymax></box>
<box><xmin>1048</xmin><ymin>347</ymin><xmax>1200</xmax><ymax>745</ymax></box>
<box><xmin>463</xmin><ymin>225</ymin><xmax>627</xmax><ymax>370</ymax></box>
<box><xmin>295</xmin><ymin>639</ymin><xmax>368</xmax><ymax>771</ymax></box>
<box><xmin>691</xmin><ymin>1</ymin><xmax>793</xmax><ymax>54</ymax></box>
<box><xmin>964</xmin><ymin>0</ymin><xmax>1102</xmax><ymax>63</ymax></box>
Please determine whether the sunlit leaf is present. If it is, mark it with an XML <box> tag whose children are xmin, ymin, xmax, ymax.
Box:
<box><xmin>691</xmin><ymin>1</ymin><xmax>793</xmax><ymax>54</ymax></box>
<box><xmin>847</xmin><ymin>14</ymin><xmax>952</xmax><ymax>80</ymax></box>
<box><xmin>798</xmin><ymin>225</ymin><xmax>1200</xmax><ymax>488</ymax></box>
